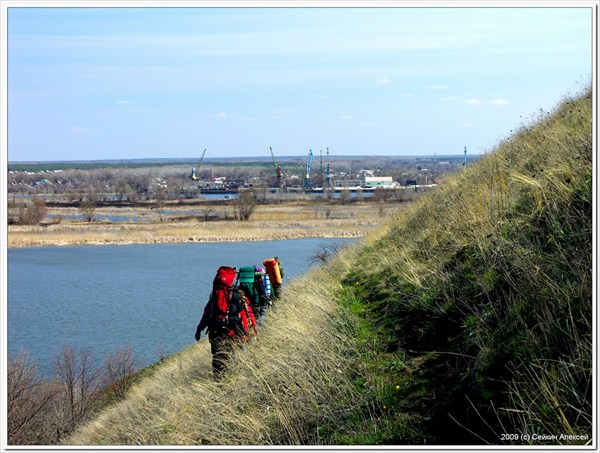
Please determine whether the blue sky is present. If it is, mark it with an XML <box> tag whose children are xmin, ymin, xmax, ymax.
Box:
<box><xmin>4</xmin><ymin>4</ymin><xmax>595</xmax><ymax>161</ymax></box>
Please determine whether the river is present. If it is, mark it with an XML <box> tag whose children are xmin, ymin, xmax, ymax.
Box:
<box><xmin>7</xmin><ymin>238</ymin><xmax>355</xmax><ymax>378</ymax></box>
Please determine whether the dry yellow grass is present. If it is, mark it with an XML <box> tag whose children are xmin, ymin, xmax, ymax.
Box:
<box><xmin>66</xmin><ymin>241</ymin><xmax>366</xmax><ymax>445</ymax></box>
<box><xmin>53</xmin><ymin>89</ymin><xmax>595</xmax><ymax>446</ymax></box>
<box><xmin>8</xmin><ymin>201</ymin><xmax>403</xmax><ymax>248</ymax></box>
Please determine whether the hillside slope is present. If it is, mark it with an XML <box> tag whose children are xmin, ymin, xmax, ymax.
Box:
<box><xmin>338</xmin><ymin>88</ymin><xmax>593</xmax><ymax>445</ymax></box>
<box><xmin>67</xmin><ymin>88</ymin><xmax>593</xmax><ymax>446</ymax></box>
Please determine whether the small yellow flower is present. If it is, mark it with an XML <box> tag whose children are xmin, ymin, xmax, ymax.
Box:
<box><xmin>395</xmin><ymin>385</ymin><xmax>400</xmax><ymax>391</ymax></box>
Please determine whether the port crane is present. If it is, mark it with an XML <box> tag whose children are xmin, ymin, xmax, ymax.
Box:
<box><xmin>191</xmin><ymin>148</ymin><xmax>207</xmax><ymax>181</ymax></box>
<box><xmin>303</xmin><ymin>149</ymin><xmax>315</xmax><ymax>188</ymax></box>
<box><xmin>325</xmin><ymin>148</ymin><xmax>332</xmax><ymax>187</ymax></box>
<box><xmin>269</xmin><ymin>146</ymin><xmax>284</xmax><ymax>188</ymax></box>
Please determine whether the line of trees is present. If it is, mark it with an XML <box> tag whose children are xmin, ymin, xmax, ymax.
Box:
<box><xmin>7</xmin><ymin>165</ymin><xmax>266</xmax><ymax>199</ymax></box>
<box><xmin>7</xmin><ymin>345</ymin><xmax>141</xmax><ymax>445</ymax></box>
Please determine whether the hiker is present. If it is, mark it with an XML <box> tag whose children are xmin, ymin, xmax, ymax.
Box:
<box><xmin>256</xmin><ymin>266</ymin><xmax>274</xmax><ymax>318</ymax></box>
<box><xmin>263</xmin><ymin>257</ymin><xmax>284</xmax><ymax>300</ymax></box>
<box><xmin>260</xmin><ymin>267</ymin><xmax>273</xmax><ymax>301</ymax></box>
<box><xmin>238</xmin><ymin>266</ymin><xmax>265</xmax><ymax>327</ymax></box>
<box><xmin>254</xmin><ymin>266</ymin><xmax>273</xmax><ymax>325</ymax></box>
<box><xmin>195</xmin><ymin>266</ymin><xmax>257</xmax><ymax>378</ymax></box>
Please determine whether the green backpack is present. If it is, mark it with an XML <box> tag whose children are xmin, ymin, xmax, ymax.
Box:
<box><xmin>238</xmin><ymin>266</ymin><xmax>260</xmax><ymax>310</ymax></box>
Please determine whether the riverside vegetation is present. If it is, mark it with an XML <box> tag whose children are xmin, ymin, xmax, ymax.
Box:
<box><xmin>10</xmin><ymin>88</ymin><xmax>592</xmax><ymax>446</ymax></box>
<box><xmin>7</xmin><ymin>200</ymin><xmax>405</xmax><ymax>248</ymax></box>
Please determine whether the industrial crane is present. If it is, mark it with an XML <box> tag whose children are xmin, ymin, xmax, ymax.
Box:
<box><xmin>303</xmin><ymin>149</ymin><xmax>315</xmax><ymax>189</ymax></box>
<box><xmin>325</xmin><ymin>148</ymin><xmax>332</xmax><ymax>188</ymax></box>
<box><xmin>269</xmin><ymin>146</ymin><xmax>284</xmax><ymax>189</ymax></box>
<box><xmin>191</xmin><ymin>148</ymin><xmax>207</xmax><ymax>181</ymax></box>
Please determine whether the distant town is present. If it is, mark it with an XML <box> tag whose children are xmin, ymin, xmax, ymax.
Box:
<box><xmin>8</xmin><ymin>152</ymin><xmax>479</xmax><ymax>203</ymax></box>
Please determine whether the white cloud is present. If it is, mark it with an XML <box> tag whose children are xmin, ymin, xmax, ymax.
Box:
<box><xmin>375</xmin><ymin>78</ymin><xmax>391</xmax><ymax>85</ymax></box>
<box><xmin>339</xmin><ymin>114</ymin><xmax>355</xmax><ymax>120</ymax></box>
<box><xmin>317</xmin><ymin>94</ymin><xmax>330</xmax><ymax>99</ymax></box>
<box><xmin>464</xmin><ymin>98</ymin><xmax>510</xmax><ymax>105</ymax></box>
<box><xmin>70</xmin><ymin>125</ymin><xmax>96</xmax><ymax>134</ymax></box>
<box><xmin>215</xmin><ymin>112</ymin><xmax>227</xmax><ymax>117</ymax></box>
<box><xmin>115</xmin><ymin>100</ymin><xmax>132</xmax><ymax>105</ymax></box>
<box><xmin>273</xmin><ymin>109</ymin><xmax>292</xmax><ymax>120</ymax></box>
<box><xmin>242</xmin><ymin>117</ymin><xmax>257</xmax><ymax>122</ymax></box>
<box><xmin>428</xmin><ymin>85</ymin><xmax>448</xmax><ymax>90</ymax></box>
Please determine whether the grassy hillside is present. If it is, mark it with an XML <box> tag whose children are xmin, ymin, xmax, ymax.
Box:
<box><xmin>337</xmin><ymin>88</ymin><xmax>593</xmax><ymax>445</ymax></box>
<box><xmin>67</xmin><ymin>88</ymin><xmax>593</xmax><ymax>446</ymax></box>
<box><xmin>66</xmin><ymin>253</ymin><xmax>365</xmax><ymax>445</ymax></box>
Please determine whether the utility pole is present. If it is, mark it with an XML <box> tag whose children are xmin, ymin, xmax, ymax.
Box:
<box><xmin>463</xmin><ymin>146</ymin><xmax>467</xmax><ymax>167</ymax></box>
<box><xmin>325</xmin><ymin>148</ymin><xmax>332</xmax><ymax>188</ymax></box>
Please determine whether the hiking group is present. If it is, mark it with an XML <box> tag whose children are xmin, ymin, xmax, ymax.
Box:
<box><xmin>194</xmin><ymin>257</ymin><xmax>284</xmax><ymax>378</ymax></box>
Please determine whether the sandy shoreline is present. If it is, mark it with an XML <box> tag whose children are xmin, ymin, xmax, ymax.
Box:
<box><xmin>8</xmin><ymin>217</ymin><xmax>382</xmax><ymax>248</ymax></box>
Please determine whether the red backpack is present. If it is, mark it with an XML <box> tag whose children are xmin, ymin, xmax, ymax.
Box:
<box><xmin>196</xmin><ymin>266</ymin><xmax>245</xmax><ymax>338</ymax></box>
<box><xmin>211</xmin><ymin>266</ymin><xmax>238</xmax><ymax>326</ymax></box>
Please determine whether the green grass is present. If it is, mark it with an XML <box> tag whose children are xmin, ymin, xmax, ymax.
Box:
<box><xmin>335</xmin><ymin>88</ymin><xmax>593</xmax><ymax>445</ymax></box>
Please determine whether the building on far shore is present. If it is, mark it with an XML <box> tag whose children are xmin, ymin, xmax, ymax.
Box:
<box><xmin>363</xmin><ymin>176</ymin><xmax>397</xmax><ymax>188</ymax></box>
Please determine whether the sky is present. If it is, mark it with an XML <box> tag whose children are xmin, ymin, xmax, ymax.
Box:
<box><xmin>3</xmin><ymin>3</ymin><xmax>595</xmax><ymax>161</ymax></box>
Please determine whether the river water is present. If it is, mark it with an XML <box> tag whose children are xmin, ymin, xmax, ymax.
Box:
<box><xmin>7</xmin><ymin>238</ymin><xmax>355</xmax><ymax>378</ymax></box>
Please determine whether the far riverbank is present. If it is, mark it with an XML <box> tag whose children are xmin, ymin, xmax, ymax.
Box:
<box><xmin>8</xmin><ymin>201</ymin><xmax>402</xmax><ymax>248</ymax></box>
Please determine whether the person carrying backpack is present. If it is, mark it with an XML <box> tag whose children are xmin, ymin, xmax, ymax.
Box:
<box><xmin>255</xmin><ymin>267</ymin><xmax>272</xmax><ymax>317</ymax></box>
<box><xmin>195</xmin><ymin>266</ymin><xmax>257</xmax><ymax>378</ymax></box>
<box><xmin>263</xmin><ymin>256</ymin><xmax>284</xmax><ymax>300</ymax></box>
<box><xmin>239</xmin><ymin>265</ymin><xmax>271</xmax><ymax>327</ymax></box>
<box><xmin>257</xmin><ymin>267</ymin><xmax>272</xmax><ymax>301</ymax></box>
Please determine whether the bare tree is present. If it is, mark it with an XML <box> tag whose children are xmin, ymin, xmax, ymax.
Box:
<box><xmin>7</xmin><ymin>344</ymin><xmax>146</xmax><ymax>445</ymax></box>
<box><xmin>234</xmin><ymin>190</ymin><xmax>257</xmax><ymax>221</ymax></box>
<box><xmin>78</xmin><ymin>187</ymin><xmax>97</xmax><ymax>222</ymax></box>
<box><xmin>115</xmin><ymin>180</ymin><xmax>134</xmax><ymax>202</ymax></box>
<box><xmin>8</xmin><ymin>197</ymin><xmax>47</xmax><ymax>225</ymax></box>
<box><xmin>28</xmin><ymin>197</ymin><xmax>47</xmax><ymax>224</ymax></box>
<box><xmin>373</xmin><ymin>187</ymin><xmax>392</xmax><ymax>203</ymax></box>
<box><xmin>339</xmin><ymin>189</ymin><xmax>351</xmax><ymax>204</ymax></box>
<box><xmin>151</xmin><ymin>179</ymin><xmax>168</xmax><ymax>221</ymax></box>
<box><xmin>53</xmin><ymin>346</ymin><xmax>101</xmax><ymax>438</ymax></box>
<box><xmin>200</xmin><ymin>206</ymin><xmax>213</xmax><ymax>222</ymax></box>
<box><xmin>310</xmin><ymin>242</ymin><xmax>344</xmax><ymax>264</ymax></box>
<box><xmin>7</xmin><ymin>352</ymin><xmax>57</xmax><ymax>445</ymax></box>
<box><xmin>102</xmin><ymin>344</ymin><xmax>140</xmax><ymax>401</ymax></box>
